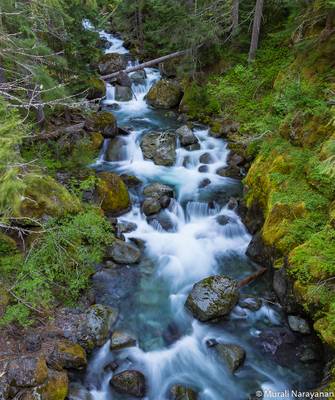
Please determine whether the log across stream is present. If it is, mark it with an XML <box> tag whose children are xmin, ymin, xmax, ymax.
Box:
<box><xmin>72</xmin><ymin>23</ymin><xmax>325</xmax><ymax>400</ymax></box>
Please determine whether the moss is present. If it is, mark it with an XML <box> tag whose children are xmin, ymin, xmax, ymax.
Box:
<box><xmin>146</xmin><ymin>80</ymin><xmax>183</xmax><ymax>109</ymax></box>
<box><xmin>96</xmin><ymin>172</ymin><xmax>130</xmax><ymax>216</ymax></box>
<box><xmin>87</xmin><ymin>77</ymin><xmax>106</xmax><ymax>100</ymax></box>
<box><xmin>91</xmin><ymin>111</ymin><xmax>117</xmax><ymax>130</ymax></box>
<box><xmin>36</xmin><ymin>370</ymin><xmax>68</xmax><ymax>400</ymax></box>
<box><xmin>91</xmin><ymin>132</ymin><xmax>104</xmax><ymax>151</ymax></box>
<box><xmin>18</xmin><ymin>174</ymin><xmax>81</xmax><ymax>219</ymax></box>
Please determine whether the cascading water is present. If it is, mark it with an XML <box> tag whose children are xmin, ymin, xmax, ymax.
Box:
<box><xmin>75</xmin><ymin>24</ymin><xmax>323</xmax><ymax>400</ymax></box>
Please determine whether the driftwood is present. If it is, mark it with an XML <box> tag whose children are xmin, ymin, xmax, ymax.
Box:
<box><xmin>101</xmin><ymin>49</ymin><xmax>187</xmax><ymax>81</ymax></box>
<box><xmin>238</xmin><ymin>267</ymin><xmax>267</xmax><ymax>288</ymax></box>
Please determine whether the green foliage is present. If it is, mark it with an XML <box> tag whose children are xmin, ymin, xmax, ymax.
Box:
<box><xmin>1</xmin><ymin>209</ymin><xmax>113</xmax><ymax>326</ymax></box>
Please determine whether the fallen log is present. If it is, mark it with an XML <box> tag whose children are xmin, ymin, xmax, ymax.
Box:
<box><xmin>238</xmin><ymin>267</ymin><xmax>267</xmax><ymax>288</ymax></box>
<box><xmin>101</xmin><ymin>49</ymin><xmax>187</xmax><ymax>81</ymax></box>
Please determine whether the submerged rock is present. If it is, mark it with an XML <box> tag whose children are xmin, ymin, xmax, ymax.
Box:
<box><xmin>288</xmin><ymin>315</ymin><xmax>311</xmax><ymax>335</ymax></box>
<box><xmin>185</xmin><ymin>275</ymin><xmax>239</xmax><ymax>322</ymax></box>
<box><xmin>110</xmin><ymin>331</ymin><xmax>137</xmax><ymax>351</ymax></box>
<box><xmin>146</xmin><ymin>80</ymin><xmax>183</xmax><ymax>109</ymax></box>
<box><xmin>176</xmin><ymin>125</ymin><xmax>199</xmax><ymax>147</ymax></box>
<box><xmin>68</xmin><ymin>383</ymin><xmax>93</xmax><ymax>400</ymax></box>
<box><xmin>111</xmin><ymin>370</ymin><xmax>146</xmax><ymax>398</ymax></box>
<box><xmin>131</xmin><ymin>70</ymin><xmax>147</xmax><ymax>85</ymax></box>
<box><xmin>169</xmin><ymin>384</ymin><xmax>198</xmax><ymax>400</ymax></box>
<box><xmin>199</xmin><ymin>153</ymin><xmax>213</xmax><ymax>164</ymax></box>
<box><xmin>239</xmin><ymin>296</ymin><xmax>262</xmax><ymax>311</ymax></box>
<box><xmin>106</xmin><ymin>240</ymin><xmax>141</xmax><ymax>264</ymax></box>
<box><xmin>214</xmin><ymin>343</ymin><xmax>246</xmax><ymax>372</ymax></box>
<box><xmin>140</xmin><ymin>131</ymin><xmax>176</xmax><ymax>166</ymax></box>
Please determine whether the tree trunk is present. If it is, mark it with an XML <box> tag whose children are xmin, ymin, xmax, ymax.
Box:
<box><xmin>232</xmin><ymin>0</ymin><xmax>239</xmax><ymax>38</ymax></box>
<box><xmin>101</xmin><ymin>49</ymin><xmax>187</xmax><ymax>80</ymax></box>
<box><xmin>248</xmin><ymin>0</ymin><xmax>264</xmax><ymax>63</ymax></box>
<box><xmin>27</xmin><ymin>86</ymin><xmax>46</xmax><ymax>129</ymax></box>
<box><xmin>136</xmin><ymin>0</ymin><xmax>144</xmax><ymax>52</ymax></box>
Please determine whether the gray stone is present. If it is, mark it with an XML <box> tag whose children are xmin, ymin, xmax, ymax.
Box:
<box><xmin>105</xmin><ymin>137</ymin><xmax>128</xmax><ymax>162</ymax></box>
<box><xmin>288</xmin><ymin>315</ymin><xmax>311</xmax><ymax>335</ymax></box>
<box><xmin>142</xmin><ymin>198</ymin><xmax>161</xmax><ymax>216</ymax></box>
<box><xmin>215</xmin><ymin>215</ymin><xmax>231</xmax><ymax>226</ymax></box>
<box><xmin>116</xmin><ymin>71</ymin><xmax>132</xmax><ymax>87</ymax></box>
<box><xmin>143</xmin><ymin>183</ymin><xmax>174</xmax><ymax>200</ymax></box>
<box><xmin>214</xmin><ymin>343</ymin><xmax>246</xmax><ymax>372</ymax></box>
<box><xmin>199</xmin><ymin>153</ymin><xmax>213</xmax><ymax>164</ymax></box>
<box><xmin>140</xmin><ymin>131</ymin><xmax>176</xmax><ymax>166</ymax></box>
<box><xmin>111</xmin><ymin>370</ymin><xmax>146</xmax><ymax>398</ymax></box>
<box><xmin>176</xmin><ymin>125</ymin><xmax>199</xmax><ymax>147</ymax></box>
<box><xmin>199</xmin><ymin>178</ymin><xmax>211</xmax><ymax>188</ymax></box>
<box><xmin>239</xmin><ymin>296</ymin><xmax>262</xmax><ymax>311</ymax></box>
<box><xmin>110</xmin><ymin>331</ymin><xmax>137</xmax><ymax>351</ymax></box>
<box><xmin>131</xmin><ymin>70</ymin><xmax>147</xmax><ymax>85</ymax></box>
<box><xmin>106</xmin><ymin>240</ymin><xmax>141</xmax><ymax>264</ymax></box>
<box><xmin>115</xmin><ymin>85</ymin><xmax>132</xmax><ymax>102</ymax></box>
<box><xmin>198</xmin><ymin>165</ymin><xmax>208</xmax><ymax>173</ymax></box>
<box><xmin>185</xmin><ymin>275</ymin><xmax>239</xmax><ymax>322</ymax></box>
<box><xmin>98</xmin><ymin>53</ymin><xmax>127</xmax><ymax>75</ymax></box>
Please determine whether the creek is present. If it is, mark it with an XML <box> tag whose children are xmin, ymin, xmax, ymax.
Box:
<box><xmin>74</xmin><ymin>23</ymin><xmax>323</xmax><ymax>400</ymax></box>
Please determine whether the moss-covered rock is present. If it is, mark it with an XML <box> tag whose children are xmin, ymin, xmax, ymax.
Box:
<box><xmin>18</xmin><ymin>174</ymin><xmax>81</xmax><ymax>220</ymax></box>
<box><xmin>47</xmin><ymin>340</ymin><xmax>87</xmax><ymax>370</ymax></box>
<box><xmin>98</xmin><ymin>53</ymin><xmax>127</xmax><ymax>75</ymax></box>
<box><xmin>36</xmin><ymin>369</ymin><xmax>68</xmax><ymax>400</ymax></box>
<box><xmin>146</xmin><ymin>80</ymin><xmax>183</xmax><ymax>109</ymax></box>
<box><xmin>86</xmin><ymin>112</ymin><xmax>118</xmax><ymax>138</ymax></box>
<box><xmin>96</xmin><ymin>172</ymin><xmax>131</xmax><ymax>216</ymax></box>
<box><xmin>5</xmin><ymin>356</ymin><xmax>48</xmax><ymax>387</ymax></box>
<box><xmin>87</xmin><ymin>77</ymin><xmax>106</xmax><ymax>100</ymax></box>
<box><xmin>90</xmin><ymin>132</ymin><xmax>104</xmax><ymax>151</ymax></box>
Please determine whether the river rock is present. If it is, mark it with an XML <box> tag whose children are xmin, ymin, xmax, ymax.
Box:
<box><xmin>185</xmin><ymin>142</ymin><xmax>201</xmax><ymax>151</ymax></box>
<box><xmin>105</xmin><ymin>137</ymin><xmax>128</xmax><ymax>162</ymax></box>
<box><xmin>198</xmin><ymin>165</ymin><xmax>208</xmax><ymax>173</ymax></box>
<box><xmin>86</xmin><ymin>111</ymin><xmax>118</xmax><ymax>138</ymax></box>
<box><xmin>199</xmin><ymin>153</ymin><xmax>213</xmax><ymax>164</ymax></box>
<box><xmin>147</xmin><ymin>210</ymin><xmax>175</xmax><ymax>232</ymax></box>
<box><xmin>143</xmin><ymin>183</ymin><xmax>174</xmax><ymax>200</ymax></box>
<box><xmin>215</xmin><ymin>215</ymin><xmax>231</xmax><ymax>226</ymax></box>
<box><xmin>199</xmin><ymin>178</ymin><xmax>211</xmax><ymax>188</ymax></box>
<box><xmin>142</xmin><ymin>198</ymin><xmax>161</xmax><ymax>216</ymax></box>
<box><xmin>131</xmin><ymin>70</ymin><xmax>147</xmax><ymax>85</ymax></box>
<box><xmin>46</xmin><ymin>340</ymin><xmax>87</xmax><ymax>370</ymax></box>
<box><xmin>115</xmin><ymin>85</ymin><xmax>132</xmax><ymax>101</ymax></box>
<box><xmin>121</xmin><ymin>174</ymin><xmax>143</xmax><ymax>188</ymax></box>
<box><xmin>4</xmin><ymin>356</ymin><xmax>48</xmax><ymax>387</ymax></box>
<box><xmin>115</xmin><ymin>71</ymin><xmax>132</xmax><ymax>87</ymax></box>
<box><xmin>146</xmin><ymin>80</ymin><xmax>183</xmax><ymax>109</ymax></box>
<box><xmin>216</xmin><ymin>165</ymin><xmax>241</xmax><ymax>179</ymax></box>
<box><xmin>239</xmin><ymin>296</ymin><xmax>262</xmax><ymax>311</ymax></box>
<box><xmin>105</xmin><ymin>240</ymin><xmax>141</xmax><ymax>264</ymax></box>
<box><xmin>214</xmin><ymin>343</ymin><xmax>246</xmax><ymax>372</ymax></box>
<box><xmin>160</xmin><ymin>195</ymin><xmax>171</xmax><ymax>209</ymax></box>
<box><xmin>117</xmin><ymin>220</ymin><xmax>137</xmax><ymax>235</ymax></box>
<box><xmin>111</xmin><ymin>370</ymin><xmax>146</xmax><ymax>398</ymax></box>
<box><xmin>98</xmin><ymin>53</ymin><xmax>127</xmax><ymax>75</ymax></box>
<box><xmin>140</xmin><ymin>131</ymin><xmax>176</xmax><ymax>166</ymax></box>
<box><xmin>185</xmin><ymin>275</ymin><xmax>239</xmax><ymax>322</ymax></box>
<box><xmin>288</xmin><ymin>315</ymin><xmax>311</xmax><ymax>335</ymax></box>
<box><xmin>169</xmin><ymin>385</ymin><xmax>198</xmax><ymax>400</ymax></box>
<box><xmin>176</xmin><ymin>125</ymin><xmax>199</xmax><ymax>147</ymax></box>
<box><xmin>110</xmin><ymin>331</ymin><xmax>137</xmax><ymax>351</ymax></box>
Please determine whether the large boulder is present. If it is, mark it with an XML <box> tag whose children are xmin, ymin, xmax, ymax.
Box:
<box><xmin>214</xmin><ymin>343</ymin><xmax>246</xmax><ymax>372</ymax></box>
<box><xmin>4</xmin><ymin>356</ymin><xmax>48</xmax><ymax>387</ymax></box>
<box><xmin>115</xmin><ymin>85</ymin><xmax>132</xmax><ymax>102</ymax></box>
<box><xmin>98</xmin><ymin>53</ymin><xmax>127</xmax><ymax>75</ymax></box>
<box><xmin>86</xmin><ymin>112</ymin><xmax>118</xmax><ymax>138</ymax></box>
<box><xmin>95</xmin><ymin>172</ymin><xmax>131</xmax><ymax>216</ymax></box>
<box><xmin>176</xmin><ymin>125</ymin><xmax>199</xmax><ymax>147</ymax></box>
<box><xmin>111</xmin><ymin>370</ymin><xmax>146</xmax><ymax>398</ymax></box>
<box><xmin>143</xmin><ymin>183</ymin><xmax>174</xmax><ymax>200</ymax></box>
<box><xmin>105</xmin><ymin>240</ymin><xmax>141</xmax><ymax>264</ymax></box>
<box><xmin>55</xmin><ymin>305</ymin><xmax>118</xmax><ymax>351</ymax></box>
<box><xmin>87</xmin><ymin>77</ymin><xmax>106</xmax><ymax>100</ymax></box>
<box><xmin>115</xmin><ymin>71</ymin><xmax>132</xmax><ymax>87</ymax></box>
<box><xmin>185</xmin><ymin>275</ymin><xmax>239</xmax><ymax>322</ymax></box>
<box><xmin>140</xmin><ymin>131</ymin><xmax>176</xmax><ymax>166</ymax></box>
<box><xmin>169</xmin><ymin>385</ymin><xmax>198</xmax><ymax>400</ymax></box>
<box><xmin>105</xmin><ymin>137</ymin><xmax>128</xmax><ymax>162</ymax></box>
<box><xmin>36</xmin><ymin>370</ymin><xmax>68</xmax><ymax>400</ymax></box>
<box><xmin>142</xmin><ymin>198</ymin><xmax>161</xmax><ymax>216</ymax></box>
<box><xmin>146</xmin><ymin>80</ymin><xmax>183</xmax><ymax>109</ymax></box>
<box><xmin>18</xmin><ymin>175</ymin><xmax>81</xmax><ymax>220</ymax></box>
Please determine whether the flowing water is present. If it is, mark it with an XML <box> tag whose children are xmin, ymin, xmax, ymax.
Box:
<box><xmin>75</xmin><ymin>24</ymin><xmax>323</xmax><ymax>400</ymax></box>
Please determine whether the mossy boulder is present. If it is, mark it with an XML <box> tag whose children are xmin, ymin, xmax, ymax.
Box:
<box><xmin>90</xmin><ymin>132</ymin><xmax>104</xmax><ymax>151</ymax></box>
<box><xmin>111</xmin><ymin>370</ymin><xmax>146</xmax><ymax>398</ymax></box>
<box><xmin>86</xmin><ymin>112</ymin><xmax>118</xmax><ymax>138</ymax></box>
<box><xmin>146</xmin><ymin>80</ymin><xmax>183</xmax><ymax>109</ymax></box>
<box><xmin>185</xmin><ymin>275</ymin><xmax>239</xmax><ymax>322</ymax></box>
<box><xmin>98</xmin><ymin>53</ymin><xmax>127</xmax><ymax>75</ymax></box>
<box><xmin>140</xmin><ymin>131</ymin><xmax>177</xmax><ymax>166</ymax></box>
<box><xmin>214</xmin><ymin>343</ymin><xmax>246</xmax><ymax>372</ymax></box>
<box><xmin>5</xmin><ymin>355</ymin><xmax>48</xmax><ymax>387</ymax></box>
<box><xmin>36</xmin><ymin>370</ymin><xmax>68</xmax><ymax>400</ymax></box>
<box><xmin>18</xmin><ymin>174</ymin><xmax>81</xmax><ymax>220</ymax></box>
<box><xmin>87</xmin><ymin>77</ymin><xmax>106</xmax><ymax>100</ymax></box>
<box><xmin>95</xmin><ymin>172</ymin><xmax>131</xmax><ymax>216</ymax></box>
<box><xmin>47</xmin><ymin>340</ymin><xmax>87</xmax><ymax>370</ymax></box>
